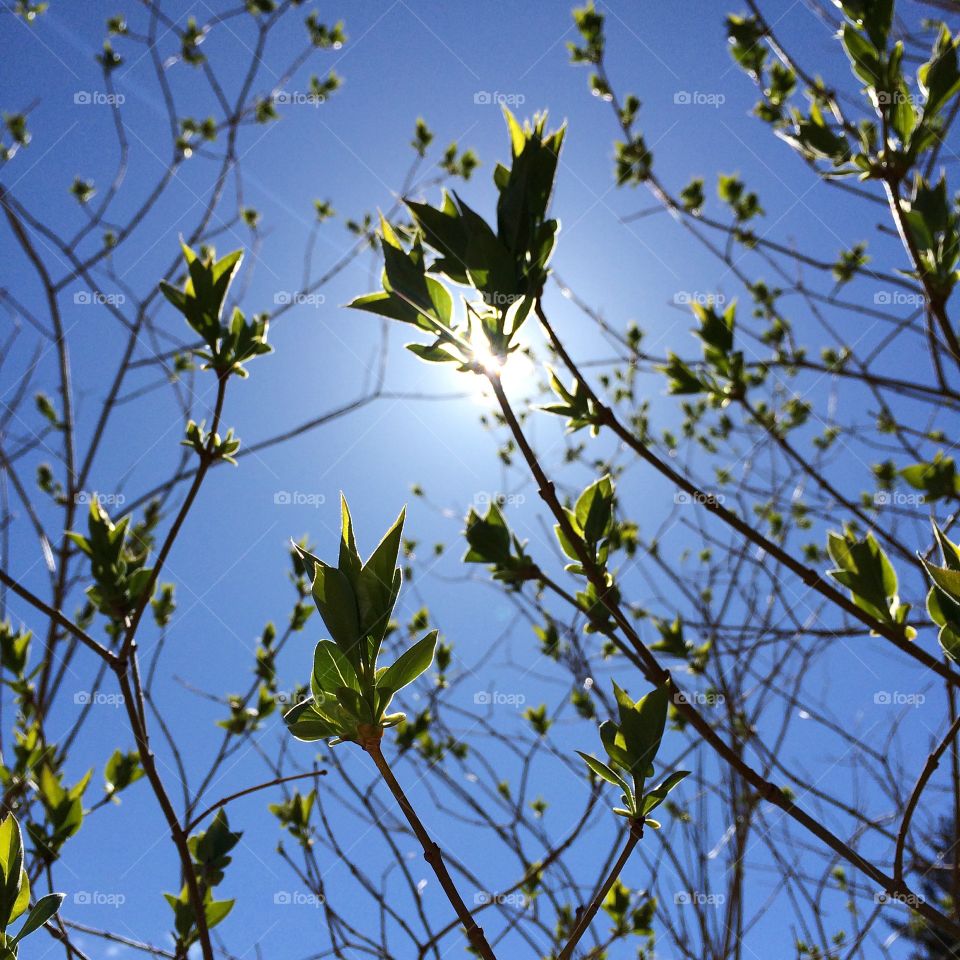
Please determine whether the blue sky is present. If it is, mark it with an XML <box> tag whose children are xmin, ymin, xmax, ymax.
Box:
<box><xmin>0</xmin><ymin>1</ymin><xmax>952</xmax><ymax>957</ymax></box>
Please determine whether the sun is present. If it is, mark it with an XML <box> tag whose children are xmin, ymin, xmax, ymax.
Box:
<box><xmin>467</xmin><ymin>326</ymin><xmax>535</xmax><ymax>404</ymax></box>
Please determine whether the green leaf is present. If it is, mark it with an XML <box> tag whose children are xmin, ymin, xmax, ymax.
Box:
<box><xmin>0</xmin><ymin>815</ymin><xmax>25</xmax><ymax>929</ymax></box>
<box><xmin>9</xmin><ymin>871</ymin><xmax>27</xmax><ymax>928</ymax></box>
<box><xmin>598</xmin><ymin>719</ymin><xmax>631</xmax><ymax>769</ymax></box>
<box><xmin>104</xmin><ymin>749</ymin><xmax>144</xmax><ymax>795</ymax></box>
<box><xmin>406</xmin><ymin>193</ymin><xmax>469</xmax><ymax>275</ymax></box>
<box><xmin>284</xmin><ymin>698</ymin><xmax>338</xmax><ymax>742</ymax></box>
<box><xmin>192</xmin><ymin>810</ymin><xmax>241</xmax><ymax>866</ymax></box>
<box><xmin>575</xmin><ymin>475</ymin><xmax>614</xmax><ymax>545</ymax></box>
<box><xmin>641</xmin><ymin>770</ymin><xmax>690</xmax><ymax>815</ymax></box>
<box><xmin>613</xmin><ymin>683</ymin><xmax>669</xmax><ymax>782</ymax></box>
<box><xmin>933</xmin><ymin>522</ymin><xmax>960</xmax><ymax>569</ymax></box>
<box><xmin>827</xmin><ymin>530</ymin><xmax>902</xmax><ymax>624</ymax></box>
<box><xmin>338</xmin><ymin>495</ymin><xmax>362</xmax><ymax>589</ymax></box>
<box><xmin>464</xmin><ymin>503</ymin><xmax>512</xmax><ymax>565</ymax></box>
<box><xmin>577</xmin><ymin>751</ymin><xmax>630</xmax><ymax>795</ymax></box>
<box><xmin>378</xmin><ymin>630</ymin><xmax>438</xmax><ymax>694</ymax></box>
<box><xmin>11</xmin><ymin>893</ymin><xmax>63</xmax><ymax>944</ymax></box>
<box><xmin>356</xmin><ymin>508</ymin><xmax>405</xmax><ymax>650</ymax></box>
<box><xmin>310</xmin><ymin>563</ymin><xmax>360</xmax><ymax>662</ymax></box>
<box><xmin>918</xmin><ymin>26</ymin><xmax>960</xmax><ymax>117</ymax></box>
<box><xmin>205</xmin><ymin>897</ymin><xmax>234</xmax><ymax>929</ymax></box>
<box><xmin>347</xmin><ymin>290</ymin><xmax>423</xmax><ymax>325</ymax></box>
<box><xmin>923</xmin><ymin>560</ymin><xmax>960</xmax><ymax>604</ymax></box>
<box><xmin>312</xmin><ymin>640</ymin><xmax>358</xmax><ymax>699</ymax></box>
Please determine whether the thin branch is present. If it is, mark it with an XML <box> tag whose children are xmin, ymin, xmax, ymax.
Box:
<box><xmin>186</xmin><ymin>770</ymin><xmax>328</xmax><ymax>833</ymax></box>
<box><xmin>558</xmin><ymin>823</ymin><xmax>642</xmax><ymax>960</ymax></box>
<box><xmin>894</xmin><ymin>711</ymin><xmax>960</xmax><ymax>883</ymax></box>
<box><xmin>361</xmin><ymin>735</ymin><xmax>498</xmax><ymax>960</ymax></box>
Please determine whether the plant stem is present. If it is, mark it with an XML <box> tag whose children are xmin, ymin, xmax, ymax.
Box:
<box><xmin>115</xmin><ymin>668</ymin><xmax>214</xmax><ymax>960</ymax></box>
<box><xmin>895</xmin><ymin>711</ymin><xmax>960</xmax><ymax>883</ymax></box>
<box><xmin>120</xmin><ymin>373</ymin><xmax>228</xmax><ymax>661</ymax></box>
<box><xmin>362</xmin><ymin>738</ymin><xmax>497</xmax><ymax>960</ymax></box>
<box><xmin>558</xmin><ymin>824</ymin><xmax>642</xmax><ymax>960</ymax></box>
<box><xmin>0</xmin><ymin>569</ymin><xmax>117</xmax><ymax>667</ymax></box>
<box><xmin>186</xmin><ymin>770</ymin><xmax>327</xmax><ymax>833</ymax></box>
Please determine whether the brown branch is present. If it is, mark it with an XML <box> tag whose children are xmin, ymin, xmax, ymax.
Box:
<box><xmin>186</xmin><ymin>769</ymin><xmax>327</xmax><ymax>833</ymax></box>
<box><xmin>115</xmin><ymin>667</ymin><xmax>215</xmax><ymax>960</ymax></box>
<box><xmin>894</xmin><ymin>711</ymin><xmax>960</xmax><ymax>883</ymax></box>
<box><xmin>361</xmin><ymin>734</ymin><xmax>498</xmax><ymax>960</ymax></box>
<box><xmin>0</xmin><ymin>567</ymin><xmax>117</xmax><ymax>667</ymax></box>
<box><xmin>558</xmin><ymin>822</ymin><xmax>643</xmax><ymax>960</ymax></box>
<box><xmin>120</xmin><ymin>373</ymin><xmax>228</xmax><ymax>662</ymax></box>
